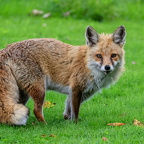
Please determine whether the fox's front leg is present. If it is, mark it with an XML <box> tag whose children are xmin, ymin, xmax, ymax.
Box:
<box><xmin>64</xmin><ymin>87</ymin><xmax>82</xmax><ymax>122</ymax></box>
<box><xmin>71</xmin><ymin>87</ymin><xmax>82</xmax><ymax>122</ymax></box>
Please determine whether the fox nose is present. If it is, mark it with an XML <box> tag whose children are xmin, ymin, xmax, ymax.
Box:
<box><xmin>105</xmin><ymin>65</ymin><xmax>110</xmax><ymax>71</ymax></box>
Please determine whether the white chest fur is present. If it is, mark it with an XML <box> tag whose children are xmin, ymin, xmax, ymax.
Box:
<box><xmin>82</xmin><ymin>70</ymin><xmax>115</xmax><ymax>101</ymax></box>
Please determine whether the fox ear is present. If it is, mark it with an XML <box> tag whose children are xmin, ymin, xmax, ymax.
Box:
<box><xmin>85</xmin><ymin>26</ymin><xmax>99</xmax><ymax>47</ymax></box>
<box><xmin>113</xmin><ymin>25</ymin><xmax>126</xmax><ymax>46</ymax></box>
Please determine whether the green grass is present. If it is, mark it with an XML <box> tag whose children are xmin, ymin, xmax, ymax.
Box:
<box><xmin>1</xmin><ymin>1</ymin><xmax>144</xmax><ymax>144</ymax></box>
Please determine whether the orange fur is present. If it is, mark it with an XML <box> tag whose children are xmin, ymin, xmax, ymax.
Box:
<box><xmin>0</xmin><ymin>26</ymin><xmax>126</xmax><ymax>125</ymax></box>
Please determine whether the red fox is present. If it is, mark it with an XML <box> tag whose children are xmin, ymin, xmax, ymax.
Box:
<box><xmin>0</xmin><ymin>26</ymin><xmax>126</xmax><ymax>125</ymax></box>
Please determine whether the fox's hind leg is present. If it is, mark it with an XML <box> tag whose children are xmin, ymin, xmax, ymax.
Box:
<box><xmin>26</xmin><ymin>78</ymin><xmax>46</xmax><ymax>123</ymax></box>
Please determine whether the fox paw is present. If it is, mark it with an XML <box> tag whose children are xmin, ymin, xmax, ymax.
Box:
<box><xmin>63</xmin><ymin>114</ymin><xmax>71</xmax><ymax>120</ymax></box>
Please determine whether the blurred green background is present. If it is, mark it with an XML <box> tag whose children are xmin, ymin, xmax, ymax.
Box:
<box><xmin>0</xmin><ymin>0</ymin><xmax>144</xmax><ymax>21</ymax></box>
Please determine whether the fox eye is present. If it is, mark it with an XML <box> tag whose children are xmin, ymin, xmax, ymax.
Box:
<box><xmin>96</xmin><ymin>54</ymin><xmax>102</xmax><ymax>59</ymax></box>
<box><xmin>111</xmin><ymin>54</ymin><xmax>117</xmax><ymax>58</ymax></box>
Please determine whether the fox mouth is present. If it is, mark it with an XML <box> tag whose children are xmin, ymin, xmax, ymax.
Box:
<box><xmin>103</xmin><ymin>71</ymin><xmax>111</xmax><ymax>74</ymax></box>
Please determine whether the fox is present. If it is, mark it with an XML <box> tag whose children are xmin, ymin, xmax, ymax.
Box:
<box><xmin>0</xmin><ymin>25</ymin><xmax>126</xmax><ymax>125</ymax></box>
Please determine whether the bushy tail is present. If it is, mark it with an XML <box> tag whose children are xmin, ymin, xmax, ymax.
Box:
<box><xmin>0</xmin><ymin>63</ymin><xmax>30</xmax><ymax>125</ymax></box>
<box><xmin>0</xmin><ymin>104</ymin><xmax>29</xmax><ymax>125</ymax></box>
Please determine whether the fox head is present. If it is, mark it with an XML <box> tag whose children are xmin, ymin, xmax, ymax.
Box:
<box><xmin>85</xmin><ymin>25</ymin><xmax>126</xmax><ymax>75</ymax></box>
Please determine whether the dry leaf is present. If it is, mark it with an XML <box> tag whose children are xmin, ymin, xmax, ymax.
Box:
<box><xmin>133</xmin><ymin>119</ymin><xmax>144</xmax><ymax>127</ymax></box>
<box><xmin>49</xmin><ymin>134</ymin><xmax>57</xmax><ymax>138</ymax></box>
<box><xmin>43</xmin><ymin>101</ymin><xmax>56</xmax><ymax>108</ymax></box>
<box><xmin>102</xmin><ymin>137</ymin><xmax>108</xmax><ymax>141</ymax></box>
<box><xmin>41</xmin><ymin>134</ymin><xmax>47</xmax><ymax>137</ymax></box>
<box><xmin>107</xmin><ymin>122</ymin><xmax>125</xmax><ymax>126</ymax></box>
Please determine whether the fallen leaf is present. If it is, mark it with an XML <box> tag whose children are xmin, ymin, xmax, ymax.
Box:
<box><xmin>107</xmin><ymin>123</ymin><xmax>125</xmax><ymax>126</ymax></box>
<box><xmin>133</xmin><ymin>119</ymin><xmax>144</xmax><ymax>127</ymax></box>
<box><xmin>43</xmin><ymin>101</ymin><xmax>56</xmax><ymax>108</ymax></box>
<box><xmin>102</xmin><ymin>137</ymin><xmax>108</xmax><ymax>141</ymax></box>
<box><xmin>49</xmin><ymin>134</ymin><xmax>57</xmax><ymax>138</ymax></box>
<box><xmin>41</xmin><ymin>134</ymin><xmax>47</xmax><ymax>137</ymax></box>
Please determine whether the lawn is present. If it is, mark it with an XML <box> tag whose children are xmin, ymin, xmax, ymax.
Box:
<box><xmin>0</xmin><ymin>1</ymin><xmax>144</xmax><ymax>144</ymax></box>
